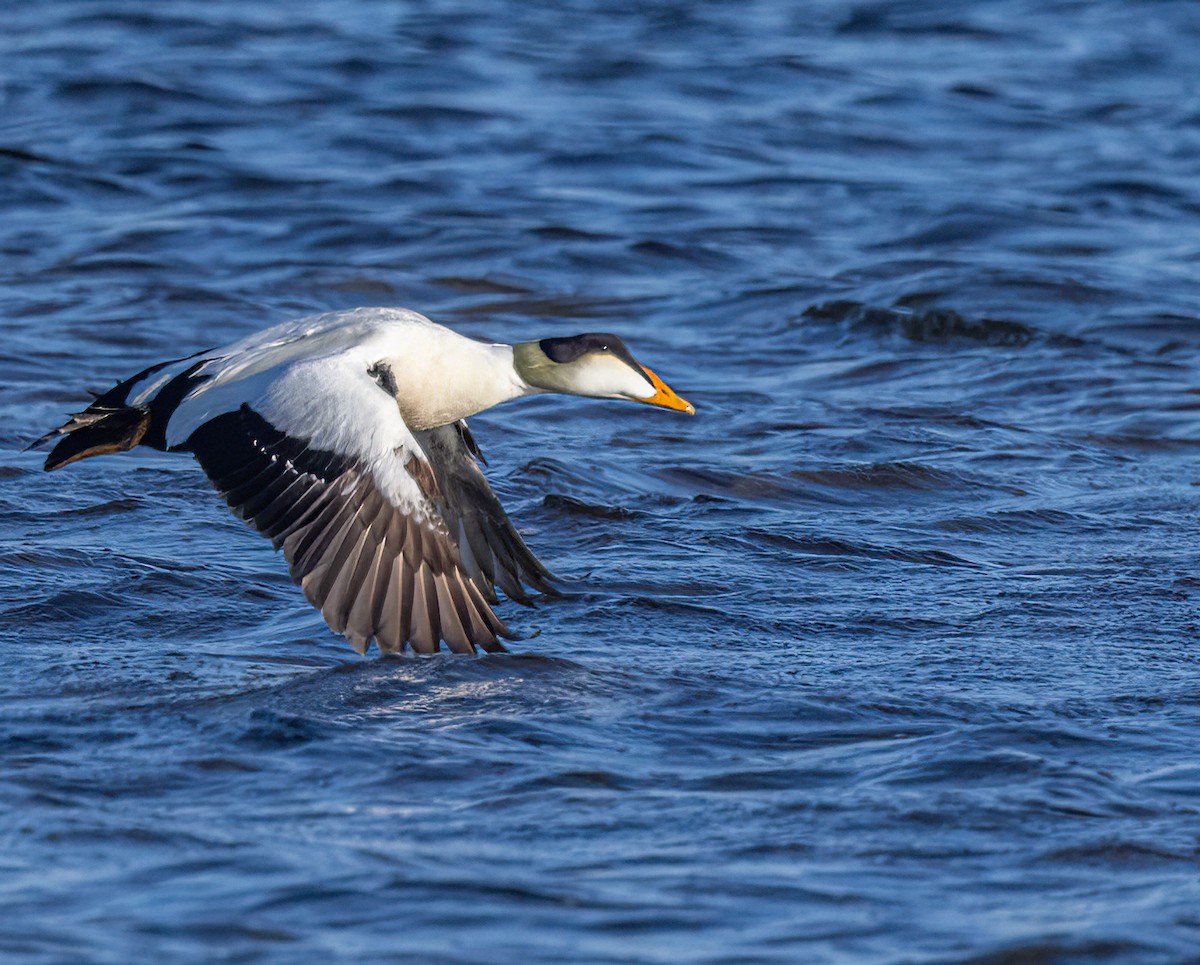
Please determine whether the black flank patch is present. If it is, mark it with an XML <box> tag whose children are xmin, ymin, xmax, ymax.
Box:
<box><xmin>142</xmin><ymin>360</ymin><xmax>212</xmax><ymax>450</ymax></box>
<box><xmin>91</xmin><ymin>348</ymin><xmax>212</xmax><ymax>411</ymax></box>
<box><xmin>184</xmin><ymin>405</ymin><xmax>353</xmax><ymax>487</ymax></box>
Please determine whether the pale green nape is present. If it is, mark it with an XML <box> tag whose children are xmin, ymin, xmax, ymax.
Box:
<box><xmin>512</xmin><ymin>341</ymin><xmax>564</xmax><ymax>393</ymax></box>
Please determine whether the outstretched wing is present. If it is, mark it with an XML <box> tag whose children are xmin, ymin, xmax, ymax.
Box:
<box><xmin>174</xmin><ymin>351</ymin><xmax>552</xmax><ymax>655</ymax></box>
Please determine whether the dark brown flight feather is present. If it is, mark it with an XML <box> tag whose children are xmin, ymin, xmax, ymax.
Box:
<box><xmin>182</xmin><ymin>405</ymin><xmax>552</xmax><ymax>655</ymax></box>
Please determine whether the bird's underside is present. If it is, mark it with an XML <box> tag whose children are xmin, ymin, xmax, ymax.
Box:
<box><xmin>42</xmin><ymin>395</ymin><xmax>555</xmax><ymax>655</ymax></box>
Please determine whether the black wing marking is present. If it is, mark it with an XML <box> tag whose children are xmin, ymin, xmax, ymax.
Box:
<box><xmin>183</xmin><ymin>405</ymin><xmax>512</xmax><ymax>655</ymax></box>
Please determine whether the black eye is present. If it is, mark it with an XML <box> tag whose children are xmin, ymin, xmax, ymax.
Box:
<box><xmin>600</xmin><ymin>344</ymin><xmax>609</xmax><ymax>351</ymax></box>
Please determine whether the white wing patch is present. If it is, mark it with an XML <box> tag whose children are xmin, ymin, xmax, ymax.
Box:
<box><xmin>257</xmin><ymin>352</ymin><xmax>427</xmax><ymax>514</ymax></box>
<box><xmin>163</xmin><ymin>307</ymin><xmax>443</xmax><ymax>449</ymax></box>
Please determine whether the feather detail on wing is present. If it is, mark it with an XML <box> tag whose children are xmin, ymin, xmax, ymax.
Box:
<box><xmin>415</xmin><ymin>422</ymin><xmax>557</xmax><ymax>605</ymax></box>
<box><xmin>182</xmin><ymin>401</ymin><xmax>552</xmax><ymax>656</ymax></box>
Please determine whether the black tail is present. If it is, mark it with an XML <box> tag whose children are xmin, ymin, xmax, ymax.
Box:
<box><xmin>30</xmin><ymin>351</ymin><xmax>214</xmax><ymax>472</ymax></box>
<box><xmin>34</xmin><ymin>405</ymin><xmax>152</xmax><ymax>472</ymax></box>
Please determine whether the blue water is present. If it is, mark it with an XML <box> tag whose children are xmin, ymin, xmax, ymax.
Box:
<box><xmin>4</xmin><ymin>1</ymin><xmax>1200</xmax><ymax>961</ymax></box>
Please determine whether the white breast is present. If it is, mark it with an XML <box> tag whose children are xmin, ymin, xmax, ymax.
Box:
<box><xmin>162</xmin><ymin>307</ymin><xmax>528</xmax><ymax>446</ymax></box>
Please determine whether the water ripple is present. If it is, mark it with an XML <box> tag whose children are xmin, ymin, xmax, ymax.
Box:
<box><xmin>4</xmin><ymin>0</ymin><xmax>1200</xmax><ymax>961</ymax></box>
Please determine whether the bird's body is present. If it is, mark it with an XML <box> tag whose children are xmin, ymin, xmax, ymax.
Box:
<box><xmin>35</xmin><ymin>308</ymin><xmax>693</xmax><ymax>656</ymax></box>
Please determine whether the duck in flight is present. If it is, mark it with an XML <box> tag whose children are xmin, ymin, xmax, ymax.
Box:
<box><xmin>33</xmin><ymin>308</ymin><xmax>693</xmax><ymax>656</ymax></box>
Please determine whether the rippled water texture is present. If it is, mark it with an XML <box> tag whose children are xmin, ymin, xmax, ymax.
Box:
<box><xmin>4</xmin><ymin>2</ymin><xmax>1200</xmax><ymax>961</ymax></box>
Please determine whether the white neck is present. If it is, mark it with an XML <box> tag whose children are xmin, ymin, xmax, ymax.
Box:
<box><xmin>385</xmin><ymin>335</ymin><xmax>533</xmax><ymax>430</ymax></box>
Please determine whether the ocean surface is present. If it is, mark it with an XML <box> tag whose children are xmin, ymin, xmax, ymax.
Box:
<box><xmin>3</xmin><ymin>1</ymin><xmax>1200</xmax><ymax>961</ymax></box>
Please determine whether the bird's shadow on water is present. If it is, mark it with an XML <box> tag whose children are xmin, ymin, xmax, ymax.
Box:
<box><xmin>184</xmin><ymin>647</ymin><xmax>684</xmax><ymax>772</ymax></box>
<box><xmin>171</xmin><ymin>649</ymin><xmax>621</xmax><ymax>734</ymax></box>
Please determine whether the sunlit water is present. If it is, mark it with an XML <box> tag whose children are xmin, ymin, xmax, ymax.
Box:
<box><xmin>3</xmin><ymin>2</ymin><xmax>1200</xmax><ymax>961</ymax></box>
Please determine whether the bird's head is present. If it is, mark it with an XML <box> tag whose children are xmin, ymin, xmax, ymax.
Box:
<box><xmin>513</xmin><ymin>333</ymin><xmax>694</xmax><ymax>414</ymax></box>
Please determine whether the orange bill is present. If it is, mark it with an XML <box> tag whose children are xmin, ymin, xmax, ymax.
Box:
<box><xmin>637</xmin><ymin>366</ymin><xmax>695</xmax><ymax>414</ymax></box>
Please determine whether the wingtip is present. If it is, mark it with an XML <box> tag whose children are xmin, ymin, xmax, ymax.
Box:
<box><xmin>24</xmin><ymin>428</ymin><xmax>60</xmax><ymax>455</ymax></box>
<box><xmin>477</xmin><ymin>638</ymin><xmax>509</xmax><ymax>654</ymax></box>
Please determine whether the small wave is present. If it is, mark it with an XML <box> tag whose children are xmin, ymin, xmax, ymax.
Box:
<box><xmin>747</xmin><ymin>528</ymin><xmax>983</xmax><ymax>569</ymax></box>
<box><xmin>1041</xmin><ymin>840</ymin><xmax>1200</xmax><ymax>869</ymax></box>
<box><xmin>50</xmin><ymin>497</ymin><xmax>141</xmax><ymax>519</ymax></box>
<box><xmin>802</xmin><ymin>299</ymin><xmax>1038</xmax><ymax>347</ymax></box>
<box><xmin>542</xmin><ymin>493</ymin><xmax>638</xmax><ymax>520</ymax></box>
